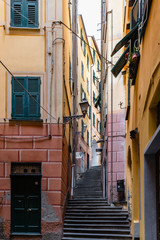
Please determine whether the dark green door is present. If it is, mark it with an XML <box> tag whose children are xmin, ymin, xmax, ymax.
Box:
<box><xmin>11</xmin><ymin>176</ymin><xmax>41</xmax><ymax>234</ymax></box>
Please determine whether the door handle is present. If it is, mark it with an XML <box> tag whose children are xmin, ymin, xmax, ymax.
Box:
<box><xmin>27</xmin><ymin>208</ymin><xmax>32</xmax><ymax>212</ymax></box>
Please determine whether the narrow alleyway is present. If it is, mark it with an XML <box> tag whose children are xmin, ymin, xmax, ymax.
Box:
<box><xmin>62</xmin><ymin>166</ymin><xmax>132</xmax><ymax>240</ymax></box>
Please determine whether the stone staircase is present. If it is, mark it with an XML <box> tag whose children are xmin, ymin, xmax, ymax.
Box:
<box><xmin>62</xmin><ymin>166</ymin><xmax>132</xmax><ymax>240</ymax></box>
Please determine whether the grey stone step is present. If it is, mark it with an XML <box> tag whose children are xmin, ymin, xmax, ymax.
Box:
<box><xmin>63</xmin><ymin>228</ymin><xmax>131</xmax><ymax>234</ymax></box>
<box><xmin>63</xmin><ymin>223</ymin><xmax>130</xmax><ymax>229</ymax></box>
<box><xmin>66</xmin><ymin>206</ymin><xmax>122</xmax><ymax>210</ymax></box>
<box><xmin>65</xmin><ymin>212</ymin><xmax>128</xmax><ymax>217</ymax></box>
<box><xmin>64</xmin><ymin>219</ymin><xmax>130</xmax><ymax>224</ymax></box>
<box><xmin>66</xmin><ymin>209</ymin><xmax>127</xmax><ymax>214</ymax></box>
<box><xmin>65</xmin><ymin>216</ymin><xmax>128</xmax><ymax>220</ymax></box>
<box><xmin>63</xmin><ymin>232</ymin><xmax>132</xmax><ymax>239</ymax></box>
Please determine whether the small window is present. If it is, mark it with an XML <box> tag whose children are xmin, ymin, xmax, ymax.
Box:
<box><xmin>93</xmin><ymin>91</ymin><xmax>95</xmax><ymax>103</ymax></box>
<box><xmin>93</xmin><ymin>49</ymin><xmax>95</xmax><ymax>62</ymax></box>
<box><xmin>81</xmin><ymin>61</ymin><xmax>84</xmax><ymax>79</ymax></box>
<box><xmin>97</xmin><ymin>59</ymin><xmax>100</xmax><ymax>71</ymax></box>
<box><xmin>12</xmin><ymin>77</ymin><xmax>40</xmax><ymax>119</ymax></box>
<box><xmin>93</xmin><ymin>70</ymin><xmax>95</xmax><ymax>84</ymax></box>
<box><xmin>93</xmin><ymin>113</ymin><xmax>95</xmax><ymax>127</ymax></box>
<box><xmin>87</xmin><ymin>78</ymin><xmax>89</xmax><ymax>93</ymax></box>
<box><xmin>87</xmin><ymin>54</ymin><xmax>89</xmax><ymax>69</ymax></box>
<box><xmin>11</xmin><ymin>0</ymin><xmax>39</xmax><ymax>28</ymax></box>
<box><xmin>87</xmin><ymin>130</ymin><xmax>89</xmax><ymax>145</ymax></box>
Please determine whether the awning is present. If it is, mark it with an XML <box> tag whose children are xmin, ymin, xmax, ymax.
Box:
<box><xmin>111</xmin><ymin>45</ymin><xmax>129</xmax><ymax>78</ymax></box>
<box><xmin>111</xmin><ymin>24</ymin><xmax>138</xmax><ymax>57</ymax></box>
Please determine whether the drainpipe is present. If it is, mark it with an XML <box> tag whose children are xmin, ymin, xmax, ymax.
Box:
<box><xmin>101</xmin><ymin>0</ymin><xmax>104</xmax><ymax>199</ymax></box>
<box><xmin>71</xmin><ymin>0</ymin><xmax>78</xmax><ymax>197</ymax></box>
<box><xmin>110</xmin><ymin>9</ymin><xmax>113</xmax><ymax>204</ymax></box>
<box><xmin>107</xmin><ymin>9</ymin><xmax>113</xmax><ymax>203</ymax></box>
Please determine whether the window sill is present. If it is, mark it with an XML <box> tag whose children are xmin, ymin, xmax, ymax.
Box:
<box><xmin>9</xmin><ymin>27</ymin><xmax>41</xmax><ymax>31</ymax></box>
<box><xmin>11</xmin><ymin>233</ymin><xmax>41</xmax><ymax>236</ymax></box>
<box><xmin>9</xmin><ymin>119</ymin><xmax>43</xmax><ymax>126</ymax></box>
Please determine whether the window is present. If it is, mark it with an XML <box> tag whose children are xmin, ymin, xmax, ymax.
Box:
<box><xmin>88</xmin><ymin>105</ymin><xmax>91</xmax><ymax>119</ymax></box>
<box><xmin>93</xmin><ymin>91</ymin><xmax>95</xmax><ymax>103</ymax></box>
<box><xmin>87</xmin><ymin>54</ymin><xmax>89</xmax><ymax>69</ymax></box>
<box><xmin>12</xmin><ymin>77</ymin><xmax>40</xmax><ymax>119</ymax></box>
<box><xmin>81</xmin><ymin>120</ymin><xmax>84</xmax><ymax>137</ymax></box>
<box><xmin>93</xmin><ymin>70</ymin><xmax>95</xmax><ymax>84</ymax></box>
<box><xmin>93</xmin><ymin>113</ymin><xmax>95</xmax><ymax>127</ymax></box>
<box><xmin>80</xmin><ymin>28</ymin><xmax>83</xmax><ymax>46</ymax></box>
<box><xmin>81</xmin><ymin>61</ymin><xmax>84</xmax><ymax>79</ymax></box>
<box><xmin>97</xmin><ymin>119</ymin><xmax>99</xmax><ymax>131</ymax></box>
<box><xmin>87</xmin><ymin>78</ymin><xmax>89</xmax><ymax>93</ymax></box>
<box><xmin>11</xmin><ymin>0</ymin><xmax>39</xmax><ymax>28</ymax></box>
<box><xmin>87</xmin><ymin>130</ymin><xmax>89</xmax><ymax>145</ymax></box>
<box><xmin>97</xmin><ymin>59</ymin><xmax>100</xmax><ymax>71</ymax></box>
<box><xmin>93</xmin><ymin>49</ymin><xmax>95</xmax><ymax>62</ymax></box>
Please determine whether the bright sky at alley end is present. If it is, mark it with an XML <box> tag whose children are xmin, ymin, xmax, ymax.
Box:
<box><xmin>78</xmin><ymin>0</ymin><xmax>101</xmax><ymax>44</ymax></box>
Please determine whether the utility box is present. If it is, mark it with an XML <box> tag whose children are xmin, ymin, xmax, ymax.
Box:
<box><xmin>117</xmin><ymin>179</ymin><xmax>124</xmax><ymax>192</ymax></box>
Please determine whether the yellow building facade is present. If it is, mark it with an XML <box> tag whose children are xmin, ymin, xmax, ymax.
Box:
<box><xmin>0</xmin><ymin>0</ymin><xmax>72</xmax><ymax>239</ymax></box>
<box><xmin>112</xmin><ymin>0</ymin><xmax>160</xmax><ymax>239</ymax></box>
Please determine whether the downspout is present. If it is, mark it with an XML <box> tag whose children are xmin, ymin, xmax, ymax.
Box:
<box><xmin>110</xmin><ymin>9</ymin><xmax>113</xmax><ymax>204</ymax></box>
<box><xmin>101</xmin><ymin>0</ymin><xmax>104</xmax><ymax>198</ymax></box>
<box><xmin>71</xmin><ymin>0</ymin><xmax>78</xmax><ymax>197</ymax></box>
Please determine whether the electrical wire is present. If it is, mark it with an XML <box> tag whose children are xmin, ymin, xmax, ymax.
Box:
<box><xmin>0</xmin><ymin>61</ymin><xmax>58</xmax><ymax>122</ymax></box>
<box><xmin>1</xmin><ymin>0</ymin><xmax>112</xmax><ymax>65</ymax></box>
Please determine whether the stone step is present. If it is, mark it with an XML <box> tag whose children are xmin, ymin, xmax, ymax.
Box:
<box><xmin>63</xmin><ymin>232</ymin><xmax>132</xmax><ymax>239</ymax></box>
<box><xmin>66</xmin><ymin>209</ymin><xmax>126</xmax><ymax>213</ymax></box>
<box><xmin>65</xmin><ymin>216</ymin><xmax>128</xmax><ymax>220</ymax></box>
<box><xmin>63</xmin><ymin>228</ymin><xmax>131</xmax><ymax>234</ymax></box>
<box><xmin>66</xmin><ymin>206</ymin><xmax>123</xmax><ymax>210</ymax></box>
<box><xmin>64</xmin><ymin>219</ymin><xmax>130</xmax><ymax>225</ymax></box>
<box><xmin>63</xmin><ymin>223</ymin><xmax>130</xmax><ymax>229</ymax></box>
<box><xmin>65</xmin><ymin>212</ymin><xmax>128</xmax><ymax>217</ymax></box>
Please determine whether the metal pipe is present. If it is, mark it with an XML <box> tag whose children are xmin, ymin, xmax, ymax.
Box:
<box><xmin>71</xmin><ymin>0</ymin><xmax>78</xmax><ymax>197</ymax></box>
<box><xmin>101</xmin><ymin>0</ymin><xmax>104</xmax><ymax>198</ymax></box>
<box><xmin>110</xmin><ymin>9</ymin><xmax>113</xmax><ymax>204</ymax></box>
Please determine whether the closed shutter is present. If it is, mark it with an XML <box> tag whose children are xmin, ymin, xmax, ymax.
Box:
<box><xmin>87</xmin><ymin>130</ymin><xmax>89</xmax><ymax>145</ymax></box>
<box><xmin>11</xmin><ymin>0</ymin><xmax>23</xmax><ymax>27</ymax></box>
<box><xmin>12</xmin><ymin>77</ymin><xmax>40</xmax><ymax>119</ymax></box>
<box><xmin>80</xmin><ymin>29</ymin><xmax>83</xmax><ymax>46</ymax></box>
<box><xmin>80</xmin><ymin>84</ymin><xmax>83</xmax><ymax>101</ymax></box>
<box><xmin>93</xmin><ymin>70</ymin><xmax>95</xmax><ymax>84</ymax></box>
<box><xmin>27</xmin><ymin>0</ymin><xmax>38</xmax><ymax>27</ymax></box>
<box><xmin>12</xmin><ymin>78</ymin><xmax>25</xmax><ymax>118</ymax></box>
<box><xmin>28</xmin><ymin>77</ymin><xmax>40</xmax><ymax>118</ymax></box>
<box><xmin>89</xmin><ymin>105</ymin><xmax>91</xmax><ymax>119</ymax></box>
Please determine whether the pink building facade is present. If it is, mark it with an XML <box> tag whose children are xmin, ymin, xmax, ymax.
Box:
<box><xmin>0</xmin><ymin>123</ymin><xmax>70</xmax><ymax>240</ymax></box>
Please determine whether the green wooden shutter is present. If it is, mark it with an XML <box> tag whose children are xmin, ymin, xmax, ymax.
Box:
<box><xmin>87</xmin><ymin>130</ymin><xmax>89</xmax><ymax>145</ymax></box>
<box><xmin>27</xmin><ymin>77</ymin><xmax>40</xmax><ymax>118</ymax></box>
<box><xmin>84</xmin><ymin>42</ymin><xmax>86</xmax><ymax>56</ymax></box>
<box><xmin>93</xmin><ymin>49</ymin><xmax>95</xmax><ymax>62</ymax></box>
<box><xmin>80</xmin><ymin>29</ymin><xmax>83</xmax><ymax>46</ymax></box>
<box><xmin>89</xmin><ymin>105</ymin><xmax>91</xmax><ymax>119</ymax></box>
<box><xmin>12</xmin><ymin>77</ymin><xmax>25</xmax><ymax>118</ymax></box>
<box><xmin>93</xmin><ymin>113</ymin><xmax>95</xmax><ymax>127</ymax></box>
<box><xmin>11</xmin><ymin>0</ymin><xmax>23</xmax><ymax>27</ymax></box>
<box><xmin>81</xmin><ymin>120</ymin><xmax>84</xmax><ymax>137</ymax></box>
<box><xmin>80</xmin><ymin>84</ymin><xmax>83</xmax><ymax>101</ymax></box>
<box><xmin>87</xmin><ymin>55</ymin><xmax>89</xmax><ymax>69</ymax></box>
<box><xmin>93</xmin><ymin>91</ymin><xmax>95</xmax><ymax>103</ymax></box>
<box><xmin>93</xmin><ymin>70</ymin><xmax>95</xmax><ymax>84</ymax></box>
<box><xmin>27</xmin><ymin>0</ymin><xmax>38</xmax><ymax>27</ymax></box>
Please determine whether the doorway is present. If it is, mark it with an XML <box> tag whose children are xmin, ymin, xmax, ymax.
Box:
<box><xmin>11</xmin><ymin>163</ymin><xmax>41</xmax><ymax>234</ymax></box>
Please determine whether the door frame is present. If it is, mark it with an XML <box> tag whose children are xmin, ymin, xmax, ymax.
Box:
<box><xmin>10</xmin><ymin>163</ymin><xmax>42</xmax><ymax>235</ymax></box>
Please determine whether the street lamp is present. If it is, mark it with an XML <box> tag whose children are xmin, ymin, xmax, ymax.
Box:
<box><xmin>63</xmin><ymin>98</ymin><xmax>89</xmax><ymax>124</ymax></box>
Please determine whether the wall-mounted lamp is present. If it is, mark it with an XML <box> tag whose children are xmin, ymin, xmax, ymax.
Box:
<box><xmin>63</xmin><ymin>99</ymin><xmax>89</xmax><ymax>124</ymax></box>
